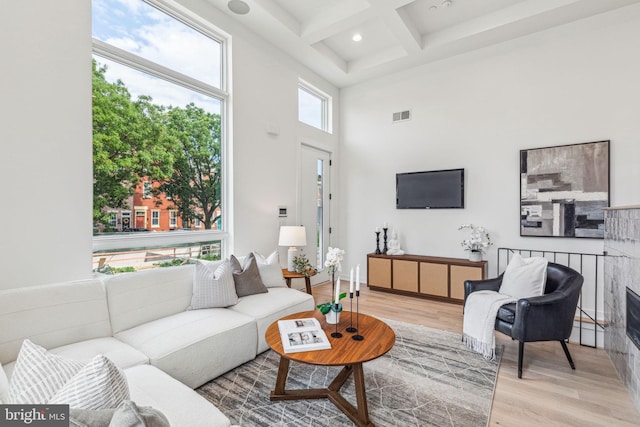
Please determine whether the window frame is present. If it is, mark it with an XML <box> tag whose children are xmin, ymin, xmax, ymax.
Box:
<box><xmin>91</xmin><ymin>0</ymin><xmax>230</xmax><ymax>254</ymax></box>
<box><xmin>298</xmin><ymin>79</ymin><xmax>332</xmax><ymax>133</ymax></box>
<box><xmin>151</xmin><ymin>210</ymin><xmax>160</xmax><ymax>228</ymax></box>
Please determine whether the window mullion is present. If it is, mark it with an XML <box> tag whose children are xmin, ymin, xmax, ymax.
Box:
<box><xmin>93</xmin><ymin>39</ymin><xmax>228</xmax><ymax>101</ymax></box>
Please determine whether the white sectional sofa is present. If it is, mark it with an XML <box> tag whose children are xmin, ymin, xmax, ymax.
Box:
<box><xmin>0</xmin><ymin>262</ymin><xmax>315</xmax><ymax>426</ymax></box>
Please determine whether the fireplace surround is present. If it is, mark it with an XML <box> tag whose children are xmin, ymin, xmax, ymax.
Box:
<box><xmin>604</xmin><ymin>206</ymin><xmax>640</xmax><ymax>413</ymax></box>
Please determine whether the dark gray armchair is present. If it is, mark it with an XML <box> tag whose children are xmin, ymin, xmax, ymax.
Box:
<box><xmin>464</xmin><ymin>262</ymin><xmax>583</xmax><ymax>378</ymax></box>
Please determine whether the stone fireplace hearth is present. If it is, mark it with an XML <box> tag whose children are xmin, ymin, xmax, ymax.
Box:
<box><xmin>604</xmin><ymin>206</ymin><xmax>640</xmax><ymax>413</ymax></box>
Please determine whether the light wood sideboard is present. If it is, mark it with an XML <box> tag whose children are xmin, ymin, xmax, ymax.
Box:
<box><xmin>367</xmin><ymin>253</ymin><xmax>487</xmax><ymax>304</ymax></box>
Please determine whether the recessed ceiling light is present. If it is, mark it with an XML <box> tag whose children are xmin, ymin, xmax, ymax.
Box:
<box><xmin>228</xmin><ymin>0</ymin><xmax>250</xmax><ymax>15</ymax></box>
<box><xmin>441</xmin><ymin>0</ymin><xmax>453</xmax><ymax>7</ymax></box>
<box><xmin>352</xmin><ymin>33</ymin><xmax>362</xmax><ymax>42</ymax></box>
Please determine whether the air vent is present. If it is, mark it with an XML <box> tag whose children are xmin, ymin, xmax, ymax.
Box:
<box><xmin>392</xmin><ymin>109</ymin><xmax>411</xmax><ymax>123</ymax></box>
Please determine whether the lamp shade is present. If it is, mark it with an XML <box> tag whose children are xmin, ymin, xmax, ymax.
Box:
<box><xmin>279</xmin><ymin>226</ymin><xmax>307</xmax><ymax>271</ymax></box>
<box><xmin>278</xmin><ymin>226</ymin><xmax>307</xmax><ymax>247</ymax></box>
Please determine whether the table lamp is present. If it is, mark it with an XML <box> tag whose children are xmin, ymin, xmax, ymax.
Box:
<box><xmin>278</xmin><ymin>226</ymin><xmax>307</xmax><ymax>272</ymax></box>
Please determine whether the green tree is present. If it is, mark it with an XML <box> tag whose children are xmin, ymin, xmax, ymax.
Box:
<box><xmin>92</xmin><ymin>60</ymin><xmax>176</xmax><ymax>230</ymax></box>
<box><xmin>159</xmin><ymin>104</ymin><xmax>222</xmax><ymax>230</ymax></box>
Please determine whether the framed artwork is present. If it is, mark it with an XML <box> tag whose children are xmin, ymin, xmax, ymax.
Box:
<box><xmin>520</xmin><ymin>140</ymin><xmax>610</xmax><ymax>238</ymax></box>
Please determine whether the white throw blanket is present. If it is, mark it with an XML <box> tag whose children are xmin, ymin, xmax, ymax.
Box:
<box><xmin>463</xmin><ymin>291</ymin><xmax>516</xmax><ymax>360</ymax></box>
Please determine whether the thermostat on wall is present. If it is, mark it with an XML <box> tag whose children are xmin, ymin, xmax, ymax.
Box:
<box><xmin>278</xmin><ymin>207</ymin><xmax>287</xmax><ymax>217</ymax></box>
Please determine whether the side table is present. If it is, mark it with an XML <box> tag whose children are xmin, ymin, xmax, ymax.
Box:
<box><xmin>281</xmin><ymin>268</ymin><xmax>314</xmax><ymax>295</ymax></box>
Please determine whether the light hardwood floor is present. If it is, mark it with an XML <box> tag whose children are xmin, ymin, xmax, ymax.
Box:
<box><xmin>306</xmin><ymin>281</ymin><xmax>639</xmax><ymax>426</ymax></box>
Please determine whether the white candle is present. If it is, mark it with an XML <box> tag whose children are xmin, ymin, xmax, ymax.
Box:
<box><xmin>375</xmin><ymin>226</ymin><xmax>380</xmax><ymax>233</ymax></box>
<box><xmin>349</xmin><ymin>268</ymin><xmax>354</xmax><ymax>294</ymax></box>
<box><xmin>356</xmin><ymin>264</ymin><xmax>360</xmax><ymax>291</ymax></box>
<box><xmin>335</xmin><ymin>277</ymin><xmax>341</xmax><ymax>304</ymax></box>
<box><xmin>383</xmin><ymin>222</ymin><xmax>388</xmax><ymax>229</ymax></box>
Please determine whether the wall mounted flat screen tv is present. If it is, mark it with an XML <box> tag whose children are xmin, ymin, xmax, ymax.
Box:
<box><xmin>396</xmin><ymin>168</ymin><xmax>464</xmax><ymax>209</ymax></box>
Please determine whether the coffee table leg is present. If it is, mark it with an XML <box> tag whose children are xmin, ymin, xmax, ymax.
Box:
<box><xmin>274</xmin><ymin>356</ymin><xmax>290</xmax><ymax>394</ymax></box>
<box><xmin>353</xmin><ymin>363</ymin><xmax>370</xmax><ymax>425</ymax></box>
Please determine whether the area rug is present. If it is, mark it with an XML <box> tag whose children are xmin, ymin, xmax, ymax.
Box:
<box><xmin>197</xmin><ymin>319</ymin><xmax>501</xmax><ymax>426</ymax></box>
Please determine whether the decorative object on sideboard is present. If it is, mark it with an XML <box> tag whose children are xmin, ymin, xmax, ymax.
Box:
<box><xmin>383</xmin><ymin>222</ymin><xmax>389</xmax><ymax>254</ymax></box>
<box><xmin>374</xmin><ymin>227</ymin><xmax>382</xmax><ymax>254</ymax></box>
<box><xmin>386</xmin><ymin>229</ymin><xmax>405</xmax><ymax>255</ymax></box>
<box><xmin>278</xmin><ymin>226</ymin><xmax>307</xmax><ymax>272</ymax></box>
<box><xmin>459</xmin><ymin>224</ymin><xmax>492</xmax><ymax>262</ymax></box>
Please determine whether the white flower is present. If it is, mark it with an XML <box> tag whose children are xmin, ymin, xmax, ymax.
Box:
<box><xmin>458</xmin><ymin>224</ymin><xmax>492</xmax><ymax>253</ymax></box>
<box><xmin>324</xmin><ymin>247</ymin><xmax>345</xmax><ymax>273</ymax></box>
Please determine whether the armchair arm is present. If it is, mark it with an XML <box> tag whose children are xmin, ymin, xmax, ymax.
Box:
<box><xmin>511</xmin><ymin>291</ymin><xmax>577</xmax><ymax>342</ymax></box>
<box><xmin>463</xmin><ymin>274</ymin><xmax>503</xmax><ymax>306</ymax></box>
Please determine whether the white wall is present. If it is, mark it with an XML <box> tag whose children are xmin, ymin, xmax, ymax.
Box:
<box><xmin>0</xmin><ymin>0</ymin><xmax>339</xmax><ymax>289</ymax></box>
<box><xmin>340</xmin><ymin>5</ymin><xmax>640</xmax><ymax>286</ymax></box>
<box><xmin>0</xmin><ymin>1</ymin><xmax>93</xmax><ymax>289</ymax></box>
<box><xmin>178</xmin><ymin>0</ymin><xmax>341</xmax><ymax>261</ymax></box>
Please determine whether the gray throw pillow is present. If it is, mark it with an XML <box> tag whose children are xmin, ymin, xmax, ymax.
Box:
<box><xmin>230</xmin><ymin>253</ymin><xmax>269</xmax><ymax>297</ymax></box>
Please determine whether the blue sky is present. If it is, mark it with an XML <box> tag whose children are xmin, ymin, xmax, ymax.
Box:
<box><xmin>92</xmin><ymin>0</ymin><xmax>222</xmax><ymax>114</ymax></box>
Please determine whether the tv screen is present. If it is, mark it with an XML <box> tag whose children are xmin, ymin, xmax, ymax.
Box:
<box><xmin>396</xmin><ymin>168</ymin><xmax>464</xmax><ymax>209</ymax></box>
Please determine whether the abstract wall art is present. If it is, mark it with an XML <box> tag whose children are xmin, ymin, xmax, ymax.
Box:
<box><xmin>520</xmin><ymin>140</ymin><xmax>610</xmax><ymax>238</ymax></box>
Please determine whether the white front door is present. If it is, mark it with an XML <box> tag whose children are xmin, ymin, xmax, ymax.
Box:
<box><xmin>299</xmin><ymin>144</ymin><xmax>331</xmax><ymax>283</ymax></box>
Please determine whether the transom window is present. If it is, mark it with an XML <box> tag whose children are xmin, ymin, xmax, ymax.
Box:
<box><xmin>298</xmin><ymin>80</ymin><xmax>331</xmax><ymax>133</ymax></box>
<box><xmin>91</xmin><ymin>0</ymin><xmax>228</xmax><ymax>272</ymax></box>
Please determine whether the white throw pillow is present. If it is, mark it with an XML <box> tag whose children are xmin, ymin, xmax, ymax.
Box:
<box><xmin>189</xmin><ymin>259</ymin><xmax>239</xmax><ymax>309</ymax></box>
<box><xmin>49</xmin><ymin>354</ymin><xmax>129</xmax><ymax>410</ymax></box>
<box><xmin>254</xmin><ymin>250</ymin><xmax>286</xmax><ymax>288</ymax></box>
<box><xmin>9</xmin><ymin>339</ymin><xmax>84</xmax><ymax>404</ymax></box>
<box><xmin>499</xmin><ymin>254</ymin><xmax>548</xmax><ymax>299</ymax></box>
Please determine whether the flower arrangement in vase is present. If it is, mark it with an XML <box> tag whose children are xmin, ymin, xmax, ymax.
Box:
<box><xmin>458</xmin><ymin>224</ymin><xmax>492</xmax><ymax>261</ymax></box>
<box><xmin>316</xmin><ymin>247</ymin><xmax>346</xmax><ymax>323</ymax></box>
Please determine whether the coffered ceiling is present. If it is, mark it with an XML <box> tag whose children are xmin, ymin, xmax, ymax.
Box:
<box><xmin>207</xmin><ymin>0</ymin><xmax>640</xmax><ymax>87</ymax></box>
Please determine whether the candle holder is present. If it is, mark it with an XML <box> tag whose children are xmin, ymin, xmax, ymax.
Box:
<box><xmin>352</xmin><ymin>290</ymin><xmax>363</xmax><ymax>341</ymax></box>
<box><xmin>375</xmin><ymin>231</ymin><xmax>381</xmax><ymax>254</ymax></box>
<box><xmin>331</xmin><ymin>303</ymin><xmax>343</xmax><ymax>338</ymax></box>
<box><xmin>346</xmin><ymin>292</ymin><xmax>357</xmax><ymax>333</ymax></box>
<box><xmin>382</xmin><ymin>227</ymin><xmax>389</xmax><ymax>254</ymax></box>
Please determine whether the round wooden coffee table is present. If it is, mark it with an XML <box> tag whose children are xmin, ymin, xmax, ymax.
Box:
<box><xmin>265</xmin><ymin>310</ymin><xmax>395</xmax><ymax>427</ymax></box>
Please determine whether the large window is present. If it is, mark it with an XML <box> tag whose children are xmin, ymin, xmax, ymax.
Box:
<box><xmin>91</xmin><ymin>0</ymin><xmax>228</xmax><ymax>272</ymax></box>
<box><xmin>298</xmin><ymin>80</ymin><xmax>331</xmax><ymax>133</ymax></box>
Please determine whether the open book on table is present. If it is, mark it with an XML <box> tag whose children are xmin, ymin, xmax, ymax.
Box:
<box><xmin>277</xmin><ymin>317</ymin><xmax>332</xmax><ymax>353</ymax></box>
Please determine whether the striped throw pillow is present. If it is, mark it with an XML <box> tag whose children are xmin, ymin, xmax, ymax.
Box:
<box><xmin>49</xmin><ymin>354</ymin><xmax>129</xmax><ymax>410</ymax></box>
<box><xmin>189</xmin><ymin>259</ymin><xmax>238</xmax><ymax>309</ymax></box>
<box><xmin>9</xmin><ymin>339</ymin><xmax>84</xmax><ymax>404</ymax></box>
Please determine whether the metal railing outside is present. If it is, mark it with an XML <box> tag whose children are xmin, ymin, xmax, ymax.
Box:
<box><xmin>497</xmin><ymin>247</ymin><xmax>605</xmax><ymax>348</ymax></box>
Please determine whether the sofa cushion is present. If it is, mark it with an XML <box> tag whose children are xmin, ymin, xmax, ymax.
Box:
<box><xmin>499</xmin><ymin>254</ymin><xmax>548</xmax><ymax>299</ymax></box>
<box><xmin>230</xmin><ymin>254</ymin><xmax>268</xmax><ymax>297</ymax></box>
<box><xmin>189</xmin><ymin>260</ymin><xmax>238</xmax><ymax>309</ymax></box>
<box><xmin>49</xmin><ymin>354</ymin><xmax>129</xmax><ymax>410</ymax></box>
<box><xmin>0</xmin><ymin>279</ymin><xmax>111</xmax><ymax>365</ymax></box>
<box><xmin>125</xmin><ymin>364</ymin><xmax>231</xmax><ymax>427</ymax></box>
<box><xmin>49</xmin><ymin>337</ymin><xmax>149</xmax><ymax>369</ymax></box>
<box><xmin>9</xmin><ymin>339</ymin><xmax>84</xmax><ymax>404</ymax></box>
<box><xmin>254</xmin><ymin>250</ymin><xmax>286</xmax><ymax>288</ymax></box>
<box><xmin>228</xmin><ymin>287</ymin><xmax>315</xmax><ymax>353</ymax></box>
<box><xmin>104</xmin><ymin>265</ymin><xmax>195</xmax><ymax>334</ymax></box>
<box><xmin>115</xmin><ymin>309</ymin><xmax>257</xmax><ymax>388</ymax></box>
